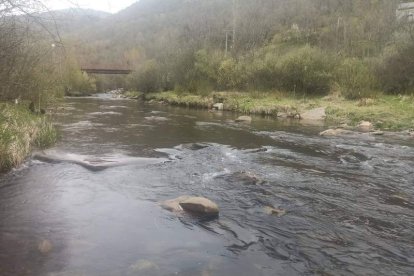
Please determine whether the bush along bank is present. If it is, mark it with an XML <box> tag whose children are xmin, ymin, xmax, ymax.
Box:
<box><xmin>0</xmin><ymin>103</ymin><xmax>57</xmax><ymax>172</ymax></box>
<box><xmin>144</xmin><ymin>91</ymin><xmax>414</xmax><ymax>132</ymax></box>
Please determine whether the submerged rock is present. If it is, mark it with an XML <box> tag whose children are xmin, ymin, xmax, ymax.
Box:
<box><xmin>264</xmin><ymin>206</ymin><xmax>286</xmax><ymax>217</ymax></box>
<box><xmin>161</xmin><ymin>196</ymin><xmax>219</xmax><ymax>215</ymax></box>
<box><xmin>144</xmin><ymin>116</ymin><xmax>170</xmax><ymax>122</ymax></box>
<box><xmin>180</xmin><ymin>143</ymin><xmax>210</xmax><ymax>151</ymax></box>
<box><xmin>217</xmin><ymin>171</ymin><xmax>264</xmax><ymax>185</ymax></box>
<box><xmin>129</xmin><ymin>259</ymin><xmax>159</xmax><ymax>275</ymax></box>
<box><xmin>372</xmin><ymin>131</ymin><xmax>385</xmax><ymax>136</ymax></box>
<box><xmin>319</xmin><ymin>128</ymin><xmax>354</xmax><ymax>137</ymax></box>
<box><xmin>235</xmin><ymin>116</ymin><xmax>252</xmax><ymax>123</ymax></box>
<box><xmin>277</xmin><ymin>112</ymin><xmax>288</xmax><ymax>119</ymax></box>
<box><xmin>38</xmin><ymin>239</ymin><xmax>53</xmax><ymax>254</ymax></box>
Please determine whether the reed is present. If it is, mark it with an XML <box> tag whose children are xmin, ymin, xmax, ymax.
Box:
<box><xmin>0</xmin><ymin>103</ymin><xmax>57</xmax><ymax>172</ymax></box>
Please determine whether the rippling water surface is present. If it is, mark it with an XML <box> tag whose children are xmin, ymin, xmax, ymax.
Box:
<box><xmin>1</xmin><ymin>95</ymin><xmax>413</xmax><ymax>276</ymax></box>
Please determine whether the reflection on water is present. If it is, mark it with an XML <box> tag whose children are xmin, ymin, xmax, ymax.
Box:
<box><xmin>0</xmin><ymin>95</ymin><xmax>413</xmax><ymax>276</ymax></box>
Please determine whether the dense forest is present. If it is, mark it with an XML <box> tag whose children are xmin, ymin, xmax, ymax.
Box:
<box><xmin>1</xmin><ymin>0</ymin><xmax>414</xmax><ymax>103</ymax></box>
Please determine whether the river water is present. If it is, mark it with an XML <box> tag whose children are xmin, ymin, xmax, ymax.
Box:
<box><xmin>0</xmin><ymin>95</ymin><xmax>413</xmax><ymax>276</ymax></box>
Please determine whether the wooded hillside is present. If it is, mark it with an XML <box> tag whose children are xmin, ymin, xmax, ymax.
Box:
<box><xmin>63</xmin><ymin>0</ymin><xmax>414</xmax><ymax>97</ymax></box>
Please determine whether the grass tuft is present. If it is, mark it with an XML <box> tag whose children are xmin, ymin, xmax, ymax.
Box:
<box><xmin>0</xmin><ymin>103</ymin><xmax>57</xmax><ymax>172</ymax></box>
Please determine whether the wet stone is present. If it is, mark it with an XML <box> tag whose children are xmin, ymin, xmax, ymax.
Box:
<box><xmin>180</xmin><ymin>197</ymin><xmax>220</xmax><ymax>215</ymax></box>
<box><xmin>264</xmin><ymin>206</ymin><xmax>286</xmax><ymax>217</ymax></box>
<box><xmin>357</xmin><ymin>121</ymin><xmax>374</xmax><ymax>132</ymax></box>
<box><xmin>218</xmin><ymin>171</ymin><xmax>264</xmax><ymax>185</ymax></box>
<box><xmin>38</xmin><ymin>239</ymin><xmax>53</xmax><ymax>254</ymax></box>
<box><xmin>161</xmin><ymin>196</ymin><xmax>219</xmax><ymax>216</ymax></box>
<box><xmin>319</xmin><ymin>128</ymin><xmax>354</xmax><ymax>137</ymax></box>
<box><xmin>372</xmin><ymin>131</ymin><xmax>385</xmax><ymax>136</ymax></box>
<box><xmin>235</xmin><ymin>116</ymin><xmax>252</xmax><ymax>123</ymax></box>
<box><xmin>160</xmin><ymin>196</ymin><xmax>190</xmax><ymax>212</ymax></box>
<box><xmin>180</xmin><ymin>143</ymin><xmax>210</xmax><ymax>151</ymax></box>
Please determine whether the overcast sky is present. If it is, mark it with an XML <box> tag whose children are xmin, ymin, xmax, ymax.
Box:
<box><xmin>45</xmin><ymin>0</ymin><xmax>139</xmax><ymax>13</ymax></box>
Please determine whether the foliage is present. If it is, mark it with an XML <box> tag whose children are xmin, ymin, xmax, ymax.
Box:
<box><xmin>60</xmin><ymin>0</ymin><xmax>413</xmax><ymax>98</ymax></box>
<box><xmin>276</xmin><ymin>46</ymin><xmax>334</xmax><ymax>95</ymax></box>
<box><xmin>146</xmin><ymin>90</ymin><xmax>414</xmax><ymax>130</ymax></box>
<box><xmin>336</xmin><ymin>58</ymin><xmax>377</xmax><ymax>99</ymax></box>
<box><xmin>127</xmin><ymin>60</ymin><xmax>162</xmax><ymax>93</ymax></box>
<box><xmin>376</xmin><ymin>43</ymin><xmax>414</xmax><ymax>94</ymax></box>
<box><xmin>0</xmin><ymin>103</ymin><xmax>57</xmax><ymax>172</ymax></box>
<box><xmin>0</xmin><ymin>1</ymin><xmax>65</xmax><ymax>103</ymax></box>
<box><xmin>62</xmin><ymin>56</ymin><xmax>96</xmax><ymax>96</ymax></box>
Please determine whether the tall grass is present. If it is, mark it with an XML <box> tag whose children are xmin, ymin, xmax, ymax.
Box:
<box><xmin>0</xmin><ymin>103</ymin><xmax>57</xmax><ymax>172</ymax></box>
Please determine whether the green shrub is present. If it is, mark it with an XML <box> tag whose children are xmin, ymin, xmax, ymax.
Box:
<box><xmin>376</xmin><ymin>44</ymin><xmax>414</xmax><ymax>94</ymax></box>
<box><xmin>63</xmin><ymin>58</ymin><xmax>96</xmax><ymax>95</ymax></box>
<box><xmin>336</xmin><ymin>58</ymin><xmax>378</xmax><ymax>99</ymax></box>
<box><xmin>128</xmin><ymin>59</ymin><xmax>162</xmax><ymax>93</ymax></box>
<box><xmin>34</xmin><ymin>119</ymin><xmax>58</xmax><ymax>148</ymax></box>
<box><xmin>0</xmin><ymin>104</ymin><xmax>57</xmax><ymax>171</ymax></box>
<box><xmin>243</xmin><ymin>48</ymin><xmax>281</xmax><ymax>91</ymax></box>
<box><xmin>276</xmin><ymin>45</ymin><xmax>334</xmax><ymax>95</ymax></box>
<box><xmin>217</xmin><ymin>58</ymin><xmax>243</xmax><ymax>90</ymax></box>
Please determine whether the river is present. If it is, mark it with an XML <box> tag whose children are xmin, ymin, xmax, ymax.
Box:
<box><xmin>0</xmin><ymin>95</ymin><xmax>413</xmax><ymax>276</ymax></box>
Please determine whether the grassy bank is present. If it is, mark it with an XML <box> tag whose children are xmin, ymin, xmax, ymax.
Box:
<box><xmin>145</xmin><ymin>91</ymin><xmax>414</xmax><ymax>131</ymax></box>
<box><xmin>0</xmin><ymin>103</ymin><xmax>57</xmax><ymax>172</ymax></box>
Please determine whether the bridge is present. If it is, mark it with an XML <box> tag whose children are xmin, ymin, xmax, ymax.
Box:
<box><xmin>80</xmin><ymin>66</ymin><xmax>133</xmax><ymax>75</ymax></box>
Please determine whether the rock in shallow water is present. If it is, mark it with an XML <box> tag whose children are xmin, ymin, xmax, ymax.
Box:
<box><xmin>38</xmin><ymin>239</ymin><xmax>53</xmax><ymax>254</ymax></box>
<box><xmin>180</xmin><ymin>197</ymin><xmax>220</xmax><ymax>215</ymax></box>
<box><xmin>160</xmin><ymin>196</ymin><xmax>190</xmax><ymax>212</ymax></box>
<box><xmin>235</xmin><ymin>116</ymin><xmax>252</xmax><ymax>123</ymax></box>
<box><xmin>161</xmin><ymin>196</ymin><xmax>219</xmax><ymax>215</ymax></box>
<box><xmin>217</xmin><ymin>171</ymin><xmax>264</xmax><ymax>185</ymax></box>
<box><xmin>263</xmin><ymin>206</ymin><xmax>286</xmax><ymax>217</ymax></box>
<box><xmin>319</xmin><ymin>128</ymin><xmax>354</xmax><ymax>137</ymax></box>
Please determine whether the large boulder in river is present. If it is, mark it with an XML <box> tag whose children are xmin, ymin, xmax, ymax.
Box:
<box><xmin>179</xmin><ymin>197</ymin><xmax>219</xmax><ymax>215</ymax></box>
<box><xmin>160</xmin><ymin>196</ymin><xmax>190</xmax><ymax>212</ymax></box>
<box><xmin>235</xmin><ymin>116</ymin><xmax>252</xmax><ymax>123</ymax></box>
<box><xmin>161</xmin><ymin>196</ymin><xmax>219</xmax><ymax>215</ymax></box>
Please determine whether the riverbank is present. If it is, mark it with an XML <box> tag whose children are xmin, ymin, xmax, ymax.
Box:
<box><xmin>0</xmin><ymin>103</ymin><xmax>57</xmax><ymax>172</ymax></box>
<box><xmin>143</xmin><ymin>91</ymin><xmax>414</xmax><ymax>131</ymax></box>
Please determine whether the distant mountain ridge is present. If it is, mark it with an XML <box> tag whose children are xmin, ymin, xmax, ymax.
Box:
<box><xmin>38</xmin><ymin>8</ymin><xmax>111</xmax><ymax>36</ymax></box>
